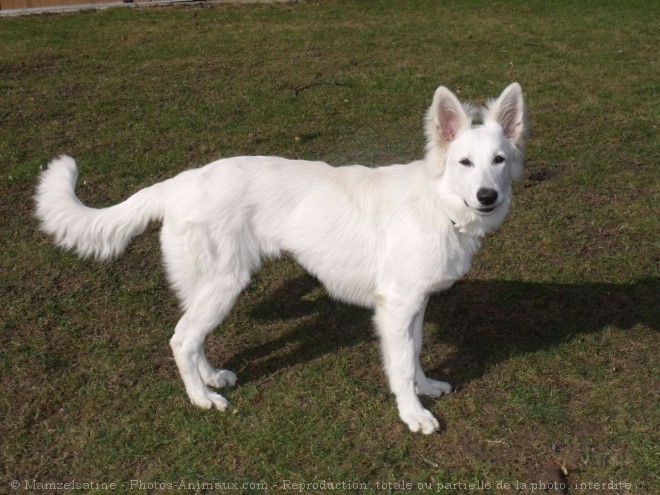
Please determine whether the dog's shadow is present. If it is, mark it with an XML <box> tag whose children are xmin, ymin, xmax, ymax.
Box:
<box><xmin>224</xmin><ymin>276</ymin><xmax>658</xmax><ymax>388</ymax></box>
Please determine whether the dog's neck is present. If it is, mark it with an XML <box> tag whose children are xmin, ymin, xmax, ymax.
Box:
<box><xmin>449</xmin><ymin>202</ymin><xmax>510</xmax><ymax>239</ymax></box>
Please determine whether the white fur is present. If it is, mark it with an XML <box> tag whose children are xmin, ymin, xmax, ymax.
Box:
<box><xmin>34</xmin><ymin>83</ymin><xmax>526</xmax><ymax>434</ymax></box>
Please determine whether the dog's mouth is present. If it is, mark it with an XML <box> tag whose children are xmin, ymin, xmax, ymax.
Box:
<box><xmin>475</xmin><ymin>206</ymin><xmax>496</xmax><ymax>214</ymax></box>
<box><xmin>464</xmin><ymin>199</ymin><xmax>497</xmax><ymax>215</ymax></box>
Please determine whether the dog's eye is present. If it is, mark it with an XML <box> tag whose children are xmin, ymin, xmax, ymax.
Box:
<box><xmin>494</xmin><ymin>155</ymin><xmax>505</xmax><ymax>164</ymax></box>
<box><xmin>459</xmin><ymin>158</ymin><xmax>472</xmax><ymax>167</ymax></box>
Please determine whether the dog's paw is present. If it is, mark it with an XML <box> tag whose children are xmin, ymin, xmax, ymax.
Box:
<box><xmin>190</xmin><ymin>391</ymin><xmax>230</xmax><ymax>411</ymax></box>
<box><xmin>205</xmin><ymin>369</ymin><xmax>238</xmax><ymax>389</ymax></box>
<box><xmin>416</xmin><ymin>379</ymin><xmax>452</xmax><ymax>398</ymax></box>
<box><xmin>400</xmin><ymin>407</ymin><xmax>440</xmax><ymax>434</ymax></box>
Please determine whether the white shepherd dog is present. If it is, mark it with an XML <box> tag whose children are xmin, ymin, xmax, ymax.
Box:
<box><xmin>35</xmin><ymin>83</ymin><xmax>526</xmax><ymax>433</ymax></box>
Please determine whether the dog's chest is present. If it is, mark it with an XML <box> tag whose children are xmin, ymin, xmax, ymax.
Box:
<box><xmin>427</xmin><ymin>229</ymin><xmax>481</xmax><ymax>292</ymax></box>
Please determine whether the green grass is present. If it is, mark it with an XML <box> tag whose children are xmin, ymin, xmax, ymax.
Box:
<box><xmin>1</xmin><ymin>0</ymin><xmax>658</xmax><ymax>493</ymax></box>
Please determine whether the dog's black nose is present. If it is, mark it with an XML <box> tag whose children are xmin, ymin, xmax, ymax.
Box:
<box><xmin>477</xmin><ymin>188</ymin><xmax>498</xmax><ymax>206</ymax></box>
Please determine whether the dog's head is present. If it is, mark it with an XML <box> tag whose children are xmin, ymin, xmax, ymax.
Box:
<box><xmin>424</xmin><ymin>83</ymin><xmax>527</xmax><ymax>232</ymax></box>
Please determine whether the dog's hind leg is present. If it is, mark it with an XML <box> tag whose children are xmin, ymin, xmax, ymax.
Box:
<box><xmin>169</xmin><ymin>276</ymin><xmax>246</xmax><ymax>410</ymax></box>
<box><xmin>412</xmin><ymin>297</ymin><xmax>452</xmax><ymax>397</ymax></box>
<box><xmin>198</xmin><ymin>348</ymin><xmax>237</xmax><ymax>389</ymax></box>
<box><xmin>162</xmin><ymin>222</ymin><xmax>254</xmax><ymax>410</ymax></box>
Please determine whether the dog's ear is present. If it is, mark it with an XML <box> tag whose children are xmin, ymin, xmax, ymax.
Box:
<box><xmin>485</xmin><ymin>82</ymin><xmax>527</xmax><ymax>181</ymax></box>
<box><xmin>424</xmin><ymin>86</ymin><xmax>472</xmax><ymax>175</ymax></box>
<box><xmin>426</xmin><ymin>86</ymin><xmax>472</xmax><ymax>145</ymax></box>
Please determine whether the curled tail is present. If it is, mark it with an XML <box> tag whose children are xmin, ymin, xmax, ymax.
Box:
<box><xmin>34</xmin><ymin>155</ymin><xmax>166</xmax><ymax>260</ymax></box>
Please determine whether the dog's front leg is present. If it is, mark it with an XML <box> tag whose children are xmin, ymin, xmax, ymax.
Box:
<box><xmin>412</xmin><ymin>297</ymin><xmax>452</xmax><ymax>398</ymax></box>
<box><xmin>375</xmin><ymin>295</ymin><xmax>440</xmax><ymax>434</ymax></box>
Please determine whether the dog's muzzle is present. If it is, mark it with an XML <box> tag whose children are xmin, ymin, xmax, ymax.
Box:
<box><xmin>464</xmin><ymin>198</ymin><xmax>498</xmax><ymax>215</ymax></box>
<box><xmin>469</xmin><ymin>187</ymin><xmax>499</xmax><ymax>214</ymax></box>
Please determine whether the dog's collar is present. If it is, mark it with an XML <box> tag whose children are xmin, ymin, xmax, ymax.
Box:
<box><xmin>449</xmin><ymin>216</ymin><xmax>466</xmax><ymax>232</ymax></box>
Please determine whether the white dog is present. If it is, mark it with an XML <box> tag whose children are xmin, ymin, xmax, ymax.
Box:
<box><xmin>35</xmin><ymin>83</ymin><xmax>526</xmax><ymax>433</ymax></box>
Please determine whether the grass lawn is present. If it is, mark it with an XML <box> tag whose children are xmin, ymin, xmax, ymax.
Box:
<box><xmin>1</xmin><ymin>0</ymin><xmax>658</xmax><ymax>493</ymax></box>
